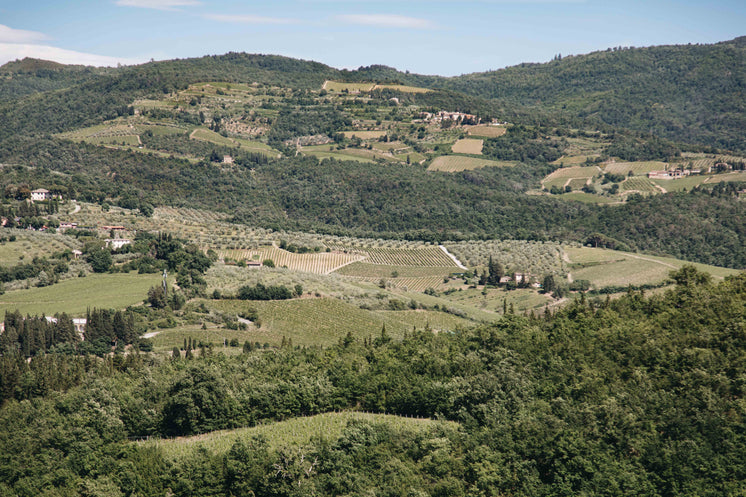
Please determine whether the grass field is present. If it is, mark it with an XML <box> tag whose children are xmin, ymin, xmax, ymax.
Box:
<box><xmin>341</xmin><ymin>130</ymin><xmax>387</xmax><ymax>140</ymax></box>
<box><xmin>322</xmin><ymin>81</ymin><xmax>375</xmax><ymax>93</ymax></box>
<box><xmin>139</xmin><ymin>411</ymin><xmax>455</xmax><ymax>460</ymax></box>
<box><xmin>0</xmin><ymin>272</ymin><xmax>163</xmax><ymax>317</ymax></box>
<box><xmin>451</xmin><ymin>138</ymin><xmax>484</xmax><ymax>155</ymax></box>
<box><xmin>465</xmin><ymin>125</ymin><xmax>507</xmax><ymax>138</ymax></box>
<box><xmin>442</xmin><ymin>287</ymin><xmax>553</xmax><ymax>314</ymax></box>
<box><xmin>191</xmin><ymin>128</ymin><xmax>280</xmax><ymax>157</ymax></box>
<box><xmin>604</xmin><ymin>161</ymin><xmax>667</xmax><ymax>176</ymax></box>
<box><xmin>565</xmin><ymin>246</ymin><xmax>739</xmax><ymax>289</ymax></box>
<box><xmin>551</xmin><ymin>155</ymin><xmax>600</xmax><ymax>166</ymax></box>
<box><xmin>373</xmin><ymin>83</ymin><xmax>430</xmax><ymax>93</ymax></box>
<box><xmin>205</xmin><ymin>297</ymin><xmax>458</xmax><ymax>347</ymax></box>
<box><xmin>301</xmin><ymin>146</ymin><xmax>376</xmax><ymax>164</ymax></box>
<box><xmin>428</xmin><ymin>155</ymin><xmax>516</xmax><ymax>172</ymax></box>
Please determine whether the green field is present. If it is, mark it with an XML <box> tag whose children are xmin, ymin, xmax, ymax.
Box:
<box><xmin>621</xmin><ymin>176</ymin><xmax>658</xmax><ymax>193</ymax></box>
<box><xmin>205</xmin><ymin>298</ymin><xmax>443</xmax><ymax>347</ymax></box>
<box><xmin>465</xmin><ymin>125</ymin><xmax>507</xmax><ymax>138</ymax></box>
<box><xmin>335</xmin><ymin>262</ymin><xmax>455</xmax><ymax>278</ymax></box>
<box><xmin>428</xmin><ymin>155</ymin><xmax>516</xmax><ymax>172</ymax></box>
<box><xmin>139</xmin><ymin>411</ymin><xmax>455</xmax><ymax>460</ymax></box>
<box><xmin>441</xmin><ymin>287</ymin><xmax>552</xmax><ymax>315</ymax></box>
<box><xmin>542</xmin><ymin>166</ymin><xmax>600</xmax><ymax>189</ymax></box>
<box><xmin>451</xmin><ymin>138</ymin><xmax>483</xmax><ymax>155</ymax></box>
<box><xmin>565</xmin><ymin>246</ymin><xmax>739</xmax><ymax>289</ymax></box>
<box><xmin>191</xmin><ymin>128</ymin><xmax>280</xmax><ymax>157</ymax></box>
<box><xmin>301</xmin><ymin>146</ymin><xmax>376</xmax><ymax>163</ymax></box>
<box><xmin>604</xmin><ymin>161</ymin><xmax>667</xmax><ymax>176</ymax></box>
<box><xmin>0</xmin><ymin>272</ymin><xmax>163</xmax><ymax>316</ymax></box>
<box><xmin>0</xmin><ymin>231</ymin><xmax>79</xmax><ymax>265</ymax></box>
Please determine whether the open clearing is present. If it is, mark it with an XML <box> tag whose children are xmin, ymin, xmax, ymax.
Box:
<box><xmin>0</xmin><ymin>272</ymin><xmax>162</xmax><ymax>317</ymax></box>
<box><xmin>465</xmin><ymin>125</ymin><xmax>507</xmax><ymax>138</ymax></box>
<box><xmin>139</xmin><ymin>411</ymin><xmax>455</xmax><ymax>459</ymax></box>
<box><xmin>451</xmin><ymin>138</ymin><xmax>484</xmax><ymax>154</ymax></box>
<box><xmin>428</xmin><ymin>155</ymin><xmax>516</xmax><ymax>172</ymax></box>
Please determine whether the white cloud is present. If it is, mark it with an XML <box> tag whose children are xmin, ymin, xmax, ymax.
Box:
<box><xmin>0</xmin><ymin>24</ymin><xmax>49</xmax><ymax>44</ymax></box>
<box><xmin>204</xmin><ymin>14</ymin><xmax>299</xmax><ymax>25</ymax></box>
<box><xmin>115</xmin><ymin>0</ymin><xmax>201</xmax><ymax>10</ymax></box>
<box><xmin>336</xmin><ymin>14</ymin><xmax>433</xmax><ymax>29</ymax></box>
<box><xmin>0</xmin><ymin>43</ymin><xmax>143</xmax><ymax>67</ymax></box>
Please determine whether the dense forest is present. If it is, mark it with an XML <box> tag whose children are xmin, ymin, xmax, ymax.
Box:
<box><xmin>0</xmin><ymin>267</ymin><xmax>744</xmax><ymax>495</ymax></box>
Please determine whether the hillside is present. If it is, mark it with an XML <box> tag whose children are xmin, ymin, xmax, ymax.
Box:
<box><xmin>444</xmin><ymin>37</ymin><xmax>746</xmax><ymax>152</ymax></box>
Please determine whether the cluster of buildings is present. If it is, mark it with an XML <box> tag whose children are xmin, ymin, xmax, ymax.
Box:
<box><xmin>419</xmin><ymin>111</ymin><xmax>480</xmax><ymax>124</ymax></box>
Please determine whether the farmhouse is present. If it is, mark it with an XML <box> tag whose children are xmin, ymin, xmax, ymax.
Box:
<box><xmin>30</xmin><ymin>188</ymin><xmax>52</xmax><ymax>201</ymax></box>
<box><xmin>105</xmin><ymin>238</ymin><xmax>132</xmax><ymax>250</ymax></box>
<box><xmin>648</xmin><ymin>169</ymin><xmax>687</xmax><ymax>180</ymax></box>
<box><xmin>44</xmin><ymin>316</ymin><xmax>87</xmax><ymax>339</ymax></box>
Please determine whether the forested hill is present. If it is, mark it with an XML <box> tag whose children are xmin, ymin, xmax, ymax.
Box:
<box><xmin>0</xmin><ymin>53</ymin><xmax>340</xmax><ymax>139</ymax></box>
<box><xmin>442</xmin><ymin>37</ymin><xmax>746</xmax><ymax>152</ymax></box>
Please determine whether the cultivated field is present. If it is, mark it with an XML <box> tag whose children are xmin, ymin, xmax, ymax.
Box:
<box><xmin>373</xmin><ymin>83</ymin><xmax>430</xmax><ymax>93</ymax></box>
<box><xmin>335</xmin><ymin>263</ymin><xmax>456</xmax><ymax>279</ymax></box>
<box><xmin>0</xmin><ymin>230</ymin><xmax>80</xmax><ymax>266</ymax></box>
<box><xmin>363</xmin><ymin>246</ymin><xmax>458</xmax><ymax>266</ymax></box>
<box><xmin>443</xmin><ymin>287</ymin><xmax>553</xmax><ymax>314</ymax></box>
<box><xmin>465</xmin><ymin>125</ymin><xmax>507</xmax><ymax>138</ymax></box>
<box><xmin>551</xmin><ymin>155</ymin><xmax>600</xmax><ymax>166</ymax></box>
<box><xmin>443</xmin><ymin>239</ymin><xmax>563</xmax><ymax>275</ymax></box>
<box><xmin>322</xmin><ymin>81</ymin><xmax>375</xmax><ymax>93</ymax></box>
<box><xmin>565</xmin><ymin>246</ymin><xmax>738</xmax><ymax>289</ymax></box>
<box><xmin>428</xmin><ymin>155</ymin><xmax>516</xmax><ymax>172</ymax></box>
<box><xmin>542</xmin><ymin>166</ymin><xmax>600</xmax><ymax>189</ymax></box>
<box><xmin>190</xmin><ymin>128</ymin><xmax>280</xmax><ymax>157</ymax></box>
<box><xmin>0</xmin><ymin>272</ymin><xmax>163</xmax><ymax>316</ymax></box>
<box><xmin>213</xmin><ymin>247</ymin><xmax>365</xmax><ymax>274</ymax></box>
<box><xmin>621</xmin><ymin>177</ymin><xmax>658</xmax><ymax>193</ymax></box>
<box><xmin>140</xmin><ymin>411</ymin><xmax>455</xmax><ymax>459</ymax></box>
<box><xmin>205</xmin><ymin>297</ymin><xmax>451</xmax><ymax>346</ymax></box>
<box><xmin>604</xmin><ymin>161</ymin><xmax>667</xmax><ymax>176</ymax></box>
<box><xmin>451</xmin><ymin>138</ymin><xmax>484</xmax><ymax>154</ymax></box>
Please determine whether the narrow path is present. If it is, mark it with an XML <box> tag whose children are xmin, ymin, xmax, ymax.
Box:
<box><xmin>439</xmin><ymin>245</ymin><xmax>467</xmax><ymax>269</ymax></box>
<box><xmin>142</xmin><ymin>331</ymin><xmax>160</xmax><ymax>339</ymax></box>
<box><xmin>71</xmin><ymin>202</ymin><xmax>81</xmax><ymax>214</ymax></box>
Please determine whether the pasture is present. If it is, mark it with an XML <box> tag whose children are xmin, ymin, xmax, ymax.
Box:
<box><xmin>0</xmin><ymin>272</ymin><xmax>162</xmax><ymax>317</ymax></box>
<box><xmin>451</xmin><ymin>138</ymin><xmax>484</xmax><ymax>155</ymax></box>
<box><xmin>139</xmin><ymin>411</ymin><xmax>455</xmax><ymax>459</ymax></box>
<box><xmin>428</xmin><ymin>155</ymin><xmax>516</xmax><ymax>172</ymax></box>
<box><xmin>465</xmin><ymin>125</ymin><xmax>507</xmax><ymax>138</ymax></box>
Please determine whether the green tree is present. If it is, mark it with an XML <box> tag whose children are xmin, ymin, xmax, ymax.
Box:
<box><xmin>88</xmin><ymin>249</ymin><xmax>112</xmax><ymax>273</ymax></box>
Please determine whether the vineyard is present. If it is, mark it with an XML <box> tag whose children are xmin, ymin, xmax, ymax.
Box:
<box><xmin>362</xmin><ymin>246</ymin><xmax>458</xmax><ymax>266</ymax></box>
<box><xmin>604</xmin><ymin>161</ymin><xmax>667</xmax><ymax>176</ymax></box>
<box><xmin>213</xmin><ymin>247</ymin><xmax>364</xmax><ymax>274</ymax></box>
<box><xmin>341</xmin><ymin>130</ymin><xmax>387</xmax><ymax>140</ymax></box>
<box><xmin>427</xmin><ymin>155</ymin><xmax>515</xmax><ymax>172</ymax></box>
<box><xmin>621</xmin><ymin>177</ymin><xmax>658</xmax><ymax>193</ymax></box>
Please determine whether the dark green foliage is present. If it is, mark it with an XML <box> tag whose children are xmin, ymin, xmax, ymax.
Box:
<box><xmin>1</xmin><ymin>268</ymin><xmax>745</xmax><ymax>494</ymax></box>
<box><xmin>87</xmin><ymin>247</ymin><xmax>112</xmax><ymax>273</ymax></box>
<box><xmin>237</xmin><ymin>283</ymin><xmax>292</xmax><ymax>300</ymax></box>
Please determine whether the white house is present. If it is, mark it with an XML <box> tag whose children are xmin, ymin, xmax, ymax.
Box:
<box><xmin>105</xmin><ymin>238</ymin><xmax>132</xmax><ymax>250</ymax></box>
<box><xmin>30</xmin><ymin>188</ymin><xmax>52</xmax><ymax>201</ymax></box>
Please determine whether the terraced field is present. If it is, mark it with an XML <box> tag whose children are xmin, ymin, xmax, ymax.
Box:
<box><xmin>322</xmin><ymin>81</ymin><xmax>375</xmax><ymax>93</ymax></box>
<box><xmin>428</xmin><ymin>155</ymin><xmax>516</xmax><ymax>172</ymax></box>
<box><xmin>213</xmin><ymin>248</ymin><xmax>364</xmax><ymax>274</ymax></box>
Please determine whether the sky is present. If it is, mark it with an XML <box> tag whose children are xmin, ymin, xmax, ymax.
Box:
<box><xmin>0</xmin><ymin>0</ymin><xmax>744</xmax><ymax>76</ymax></box>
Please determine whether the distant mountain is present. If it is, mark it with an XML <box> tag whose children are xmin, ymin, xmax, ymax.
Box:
<box><xmin>442</xmin><ymin>37</ymin><xmax>746</xmax><ymax>152</ymax></box>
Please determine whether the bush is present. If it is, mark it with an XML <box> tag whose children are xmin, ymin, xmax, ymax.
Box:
<box><xmin>237</xmin><ymin>283</ymin><xmax>292</xmax><ymax>300</ymax></box>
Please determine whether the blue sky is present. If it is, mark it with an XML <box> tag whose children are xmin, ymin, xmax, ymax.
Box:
<box><xmin>0</xmin><ymin>0</ymin><xmax>743</xmax><ymax>75</ymax></box>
